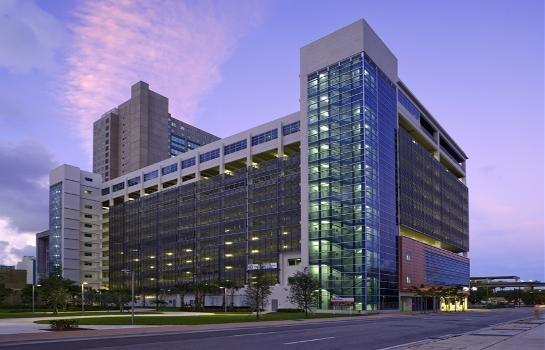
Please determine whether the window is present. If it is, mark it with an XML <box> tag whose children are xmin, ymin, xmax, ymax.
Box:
<box><xmin>405</xmin><ymin>252</ymin><xmax>412</xmax><ymax>261</ymax></box>
<box><xmin>84</xmin><ymin>262</ymin><xmax>92</xmax><ymax>266</ymax></box>
<box><xmin>84</xmin><ymin>223</ymin><xmax>92</xmax><ymax>228</ymax></box>
<box><xmin>84</xmin><ymin>233</ymin><xmax>92</xmax><ymax>238</ymax></box>
<box><xmin>406</xmin><ymin>276</ymin><xmax>411</xmax><ymax>284</ymax></box>
<box><xmin>128</xmin><ymin>176</ymin><xmax>140</xmax><ymax>187</ymax></box>
<box><xmin>84</xmin><ymin>214</ymin><xmax>92</xmax><ymax>219</ymax></box>
<box><xmin>398</xmin><ymin>91</ymin><xmax>420</xmax><ymax>120</ymax></box>
<box><xmin>113</xmin><ymin>182</ymin><xmax>124</xmax><ymax>192</ymax></box>
<box><xmin>251</xmin><ymin>129</ymin><xmax>278</xmax><ymax>146</ymax></box>
<box><xmin>187</xmin><ymin>141</ymin><xmax>200</xmax><ymax>150</ymax></box>
<box><xmin>161</xmin><ymin>163</ymin><xmax>178</xmax><ymax>175</ymax></box>
<box><xmin>224</xmin><ymin>139</ymin><xmax>247</xmax><ymax>155</ymax></box>
<box><xmin>288</xmin><ymin>258</ymin><xmax>302</xmax><ymax>266</ymax></box>
<box><xmin>84</xmin><ymin>274</ymin><xmax>92</xmax><ymax>278</ymax></box>
<box><xmin>282</xmin><ymin>121</ymin><xmax>300</xmax><ymax>136</ymax></box>
<box><xmin>144</xmin><ymin>170</ymin><xmax>158</xmax><ymax>181</ymax></box>
<box><xmin>199</xmin><ymin>149</ymin><xmax>220</xmax><ymax>163</ymax></box>
<box><xmin>84</xmin><ymin>243</ymin><xmax>92</xmax><ymax>247</ymax></box>
<box><xmin>181</xmin><ymin>157</ymin><xmax>196</xmax><ymax>169</ymax></box>
<box><xmin>102</xmin><ymin>187</ymin><xmax>110</xmax><ymax>195</ymax></box>
<box><xmin>84</xmin><ymin>252</ymin><xmax>92</xmax><ymax>257</ymax></box>
<box><xmin>83</xmin><ymin>190</ymin><xmax>92</xmax><ymax>195</ymax></box>
<box><xmin>84</xmin><ymin>177</ymin><xmax>93</xmax><ymax>182</ymax></box>
<box><xmin>84</xmin><ymin>205</ymin><xmax>93</xmax><ymax>210</ymax></box>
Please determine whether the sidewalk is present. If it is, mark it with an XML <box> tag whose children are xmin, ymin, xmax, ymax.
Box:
<box><xmin>386</xmin><ymin>318</ymin><xmax>545</xmax><ymax>350</ymax></box>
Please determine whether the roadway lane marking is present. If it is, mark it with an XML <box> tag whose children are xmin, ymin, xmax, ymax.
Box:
<box><xmin>233</xmin><ymin>331</ymin><xmax>278</xmax><ymax>337</ymax></box>
<box><xmin>283</xmin><ymin>336</ymin><xmax>335</xmax><ymax>345</ymax></box>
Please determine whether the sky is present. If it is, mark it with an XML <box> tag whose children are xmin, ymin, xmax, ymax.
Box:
<box><xmin>0</xmin><ymin>0</ymin><xmax>543</xmax><ymax>280</ymax></box>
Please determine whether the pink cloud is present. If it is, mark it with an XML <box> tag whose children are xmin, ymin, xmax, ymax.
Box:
<box><xmin>61</xmin><ymin>0</ymin><xmax>262</xmax><ymax>157</ymax></box>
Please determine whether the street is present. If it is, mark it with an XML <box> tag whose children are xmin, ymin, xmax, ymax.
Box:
<box><xmin>0</xmin><ymin>308</ymin><xmax>533</xmax><ymax>350</ymax></box>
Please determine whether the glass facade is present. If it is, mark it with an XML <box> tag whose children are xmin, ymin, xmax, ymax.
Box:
<box><xmin>128</xmin><ymin>176</ymin><xmax>140</xmax><ymax>187</ymax></box>
<box><xmin>199</xmin><ymin>149</ymin><xmax>220</xmax><ymax>163</ymax></box>
<box><xmin>109</xmin><ymin>152</ymin><xmax>301</xmax><ymax>292</ymax></box>
<box><xmin>161</xmin><ymin>163</ymin><xmax>178</xmax><ymax>176</ymax></box>
<box><xmin>224</xmin><ymin>140</ymin><xmax>247</xmax><ymax>155</ymax></box>
<box><xmin>425</xmin><ymin>251</ymin><xmax>469</xmax><ymax>286</ymax></box>
<box><xmin>113</xmin><ymin>182</ymin><xmax>125</xmax><ymax>192</ymax></box>
<box><xmin>181</xmin><ymin>157</ymin><xmax>196</xmax><ymax>169</ymax></box>
<box><xmin>251</xmin><ymin>129</ymin><xmax>278</xmax><ymax>146</ymax></box>
<box><xmin>143</xmin><ymin>170</ymin><xmax>158</xmax><ymax>182</ymax></box>
<box><xmin>169</xmin><ymin>133</ymin><xmax>202</xmax><ymax>157</ymax></box>
<box><xmin>398</xmin><ymin>91</ymin><xmax>420</xmax><ymax>121</ymax></box>
<box><xmin>48</xmin><ymin>182</ymin><xmax>62</xmax><ymax>276</ymax></box>
<box><xmin>282</xmin><ymin>121</ymin><xmax>300</xmax><ymax>136</ymax></box>
<box><xmin>398</xmin><ymin>127</ymin><xmax>469</xmax><ymax>252</ymax></box>
<box><xmin>307</xmin><ymin>53</ymin><xmax>398</xmax><ymax>311</ymax></box>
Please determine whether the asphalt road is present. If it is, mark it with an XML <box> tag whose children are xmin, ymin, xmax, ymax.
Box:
<box><xmin>1</xmin><ymin>308</ymin><xmax>532</xmax><ymax>350</ymax></box>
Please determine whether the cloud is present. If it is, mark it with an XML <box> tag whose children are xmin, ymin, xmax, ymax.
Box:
<box><xmin>0</xmin><ymin>218</ymin><xmax>36</xmax><ymax>265</ymax></box>
<box><xmin>0</xmin><ymin>141</ymin><xmax>57</xmax><ymax>238</ymax></box>
<box><xmin>62</xmin><ymin>0</ymin><xmax>262</xmax><ymax>155</ymax></box>
<box><xmin>0</xmin><ymin>0</ymin><xmax>63</xmax><ymax>72</ymax></box>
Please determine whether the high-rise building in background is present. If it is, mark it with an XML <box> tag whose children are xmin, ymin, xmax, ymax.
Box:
<box><xmin>35</xmin><ymin>230</ymin><xmax>49</xmax><ymax>282</ymax></box>
<box><xmin>43</xmin><ymin>19</ymin><xmax>469</xmax><ymax>311</ymax></box>
<box><xmin>47</xmin><ymin>165</ymin><xmax>102</xmax><ymax>290</ymax></box>
<box><xmin>93</xmin><ymin>81</ymin><xmax>219</xmax><ymax>181</ymax></box>
<box><xmin>15</xmin><ymin>256</ymin><xmax>36</xmax><ymax>285</ymax></box>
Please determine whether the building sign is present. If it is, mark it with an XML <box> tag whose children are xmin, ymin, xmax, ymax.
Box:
<box><xmin>247</xmin><ymin>262</ymin><xmax>278</xmax><ymax>271</ymax></box>
<box><xmin>330</xmin><ymin>297</ymin><xmax>355</xmax><ymax>305</ymax></box>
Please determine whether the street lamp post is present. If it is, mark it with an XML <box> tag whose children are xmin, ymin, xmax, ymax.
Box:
<box><xmin>32</xmin><ymin>284</ymin><xmax>41</xmax><ymax>314</ymax></box>
<box><xmin>122</xmin><ymin>269</ymin><xmax>135</xmax><ymax>325</ymax></box>
<box><xmin>81</xmin><ymin>282</ymin><xmax>88</xmax><ymax>312</ymax></box>
<box><xmin>219</xmin><ymin>287</ymin><xmax>227</xmax><ymax>312</ymax></box>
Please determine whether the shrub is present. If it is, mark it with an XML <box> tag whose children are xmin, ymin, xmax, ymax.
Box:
<box><xmin>49</xmin><ymin>319</ymin><xmax>79</xmax><ymax>330</ymax></box>
<box><xmin>276</xmin><ymin>308</ymin><xmax>304</xmax><ymax>313</ymax></box>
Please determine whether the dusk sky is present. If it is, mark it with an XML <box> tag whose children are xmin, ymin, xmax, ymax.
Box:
<box><xmin>0</xmin><ymin>0</ymin><xmax>543</xmax><ymax>280</ymax></box>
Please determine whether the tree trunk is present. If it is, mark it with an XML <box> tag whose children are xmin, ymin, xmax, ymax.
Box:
<box><xmin>180</xmin><ymin>293</ymin><xmax>185</xmax><ymax>310</ymax></box>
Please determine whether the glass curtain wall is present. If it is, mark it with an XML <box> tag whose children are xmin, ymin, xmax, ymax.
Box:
<box><xmin>307</xmin><ymin>53</ymin><xmax>398</xmax><ymax>311</ymax></box>
<box><xmin>109</xmin><ymin>153</ymin><xmax>301</xmax><ymax>293</ymax></box>
<box><xmin>48</xmin><ymin>182</ymin><xmax>63</xmax><ymax>276</ymax></box>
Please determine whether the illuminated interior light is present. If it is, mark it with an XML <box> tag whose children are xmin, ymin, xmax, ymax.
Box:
<box><xmin>225</xmin><ymin>241</ymin><xmax>233</xmax><ymax>245</ymax></box>
<box><xmin>251</xmin><ymin>249</ymin><xmax>259</xmax><ymax>254</ymax></box>
<box><xmin>251</xmin><ymin>237</ymin><xmax>259</xmax><ymax>241</ymax></box>
<box><xmin>225</xmin><ymin>266</ymin><xmax>233</xmax><ymax>270</ymax></box>
<box><xmin>225</xmin><ymin>254</ymin><xmax>233</xmax><ymax>257</ymax></box>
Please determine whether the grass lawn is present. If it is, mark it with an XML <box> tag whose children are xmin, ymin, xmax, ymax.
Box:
<box><xmin>35</xmin><ymin>312</ymin><xmax>356</xmax><ymax>325</ymax></box>
<box><xmin>0</xmin><ymin>311</ymin><xmax>159</xmax><ymax>319</ymax></box>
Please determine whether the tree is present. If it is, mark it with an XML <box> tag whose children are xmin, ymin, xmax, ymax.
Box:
<box><xmin>110</xmin><ymin>288</ymin><xmax>131</xmax><ymax>312</ymax></box>
<box><xmin>20</xmin><ymin>284</ymin><xmax>35</xmax><ymax>306</ymax></box>
<box><xmin>287</xmin><ymin>268</ymin><xmax>320</xmax><ymax>317</ymax></box>
<box><xmin>174</xmin><ymin>282</ymin><xmax>194</xmax><ymax>309</ymax></box>
<box><xmin>221</xmin><ymin>280</ymin><xmax>243</xmax><ymax>311</ymax></box>
<box><xmin>244</xmin><ymin>269</ymin><xmax>273</xmax><ymax>319</ymax></box>
<box><xmin>0</xmin><ymin>284</ymin><xmax>13</xmax><ymax>305</ymax></box>
<box><xmin>39</xmin><ymin>275</ymin><xmax>74</xmax><ymax>314</ymax></box>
